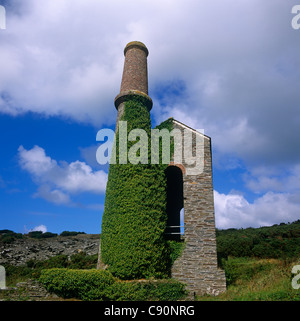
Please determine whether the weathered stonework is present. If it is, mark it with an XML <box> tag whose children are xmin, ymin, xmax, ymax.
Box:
<box><xmin>120</xmin><ymin>41</ymin><xmax>149</xmax><ymax>95</ymax></box>
<box><xmin>170</xmin><ymin>119</ymin><xmax>226</xmax><ymax>297</ymax></box>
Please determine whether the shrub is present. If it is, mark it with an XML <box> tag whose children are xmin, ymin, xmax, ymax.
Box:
<box><xmin>0</xmin><ymin>230</ymin><xmax>23</xmax><ymax>244</ymax></box>
<box><xmin>28</xmin><ymin>231</ymin><xmax>57</xmax><ymax>239</ymax></box>
<box><xmin>1</xmin><ymin>234</ymin><xmax>16</xmax><ymax>244</ymax></box>
<box><xmin>0</xmin><ymin>229</ymin><xmax>15</xmax><ymax>234</ymax></box>
<box><xmin>68</xmin><ymin>252</ymin><xmax>98</xmax><ymax>269</ymax></box>
<box><xmin>39</xmin><ymin>268</ymin><xmax>187</xmax><ymax>301</ymax></box>
<box><xmin>216</xmin><ymin>220</ymin><xmax>300</xmax><ymax>260</ymax></box>
<box><xmin>39</xmin><ymin>269</ymin><xmax>116</xmax><ymax>300</ymax></box>
<box><xmin>28</xmin><ymin>231</ymin><xmax>44</xmax><ymax>238</ymax></box>
<box><xmin>105</xmin><ymin>279</ymin><xmax>187</xmax><ymax>301</ymax></box>
<box><xmin>27</xmin><ymin>255</ymin><xmax>70</xmax><ymax>270</ymax></box>
<box><xmin>4</xmin><ymin>264</ymin><xmax>37</xmax><ymax>286</ymax></box>
<box><xmin>26</xmin><ymin>253</ymin><xmax>98</xmax><ymax>272</ymax></box>
<box><xmin>60</xmin><ymin>231</ymin><xmax>86</xmax><ymax>237</ymax></box>
<box><xmin>41</xmin><ymin>232</ymin><xmax>58</xmax><ymax>238</ymax></box>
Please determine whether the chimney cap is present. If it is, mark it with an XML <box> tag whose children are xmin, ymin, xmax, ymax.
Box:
<box><xmin>124</xmin><ymin>41</ymin><xmax>149</xmax><ymax>57</ymax></box>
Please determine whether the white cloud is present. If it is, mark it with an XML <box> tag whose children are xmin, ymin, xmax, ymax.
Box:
<box><xmin>33</xmin><ymin>185</ymin><xmax>71</xmax><ymax>205</ymax></box>
<box><xmin>1</xmin><ymin>0</ymin><xmax>299</xmax><ymax>144</ymax></box>
<box><xmin>1</xmin><ymin>0</ymin><xmax>298</xmax><ymax>168</ymax></box>
<box><xmin>30</xmin><ymin>225</ymin><xmax>47</xmax><ymax>233</ymax></box>
<box><xmin>0</xmin><ymin>0</ymin><xmax>125</xmax><ymax>125</ymax></box>
<box><xmin>244</xmin><ymin>163</ymin><xmax>300</xmax><ymax>194</ymax></box>
<box><xmin>18</xmin><ymin>145</ymin><xmax>108</xmax><ymax>204</ymax></box>
<box><xmin>1</xmin><ymin>0</ymin><xmax>300</xmax><ymax>228</ymax></box>
<box><xmin>214</xmin><ymin>190</ymin><xmax>300</xmax><ymax>229</ymax></box>
<box><xmin>18</xmin><ymin>145</ymin><xmax>56</xmax><ymax>176</ymax></box>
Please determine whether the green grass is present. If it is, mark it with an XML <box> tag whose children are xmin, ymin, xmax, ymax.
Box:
<box><xmin>2</xmin><ymin>233</ymin><xmax>300</xmax><ymax>301</ymax></box>
<box><xmin>5</xmin><ymin>255</ymin><xmax>300</xmax><ymax>301</ymax></box>
<box><xmin>198</xmin><ymin>257</ymin><xmax>300</xmax><ymax>301</ymax></box>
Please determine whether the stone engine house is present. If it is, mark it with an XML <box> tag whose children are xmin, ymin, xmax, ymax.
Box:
<box><xmin>102</xmin><ymin>41</ymin><xmax>226</xmax><ymax>296</ymax></box>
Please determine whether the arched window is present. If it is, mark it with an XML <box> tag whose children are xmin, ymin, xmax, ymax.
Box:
<box><xmin>164</xmin><ymin>165</ymin><xmax>184</xmax><ymax>240</ymax></box>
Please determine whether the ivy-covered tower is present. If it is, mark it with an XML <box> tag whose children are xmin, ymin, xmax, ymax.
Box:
<box><xmin>100</xmin><ymin>42</ymin><xmax>171</xmax><ymax>279</ymax></box>
<box><xmin>100</xmin><ymin>41</ymin><xmax>226</xmax><ymax>297</ymax></box>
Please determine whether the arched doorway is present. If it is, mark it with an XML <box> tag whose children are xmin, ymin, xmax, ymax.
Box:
<box><xmin>164</xmin><ymin>165</ymin><xmax>184</xmax><ymax>240</ymax></box>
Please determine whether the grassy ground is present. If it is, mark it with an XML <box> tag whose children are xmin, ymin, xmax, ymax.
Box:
<box><xmin>2</xmin><ymin>253</ymin><xmax>300</xmax><ymax>301</ymax></box>
<box><xmin>197</xmin><ymin>257</ymin><xmax>300</xmax><ymax>301</ymax></box>
<box><xmin>3</xmin><ymin>252</ymin><xmax>99</xmax><ymax>287</ymax></box>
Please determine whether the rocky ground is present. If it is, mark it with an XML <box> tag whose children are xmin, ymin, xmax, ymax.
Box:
<box><xmin>0</xmin><ymin>234</ymin><xmax>100</xmax><ymax>266</ymax></box>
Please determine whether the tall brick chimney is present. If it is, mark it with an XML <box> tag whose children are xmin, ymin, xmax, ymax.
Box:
<box><xmin>114</xmin><ymin>41</ymin><xmax>153</xmax><ymax>112</ymax></box>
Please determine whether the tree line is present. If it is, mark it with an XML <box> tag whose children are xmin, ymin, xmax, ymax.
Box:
<box><xmin>216</xmin><ymin>220</ymin><xmax>300</xmax><ymax>261</ymax></box>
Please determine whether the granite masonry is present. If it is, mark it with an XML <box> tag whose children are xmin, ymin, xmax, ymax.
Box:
<box><xmin>170</xmin><ymin>119</ymin><xmax>226</xmax><ymax>296</ymax></box>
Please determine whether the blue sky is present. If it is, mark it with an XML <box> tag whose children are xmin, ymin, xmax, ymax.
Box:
<box><xmin>1</xmin><ymin>0</ymin><xmax>300</xmax><ymax>234</ymax></box>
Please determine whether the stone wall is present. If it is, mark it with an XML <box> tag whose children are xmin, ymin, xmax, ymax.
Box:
<box><xmin>170</xmin><ymin>119</ymin><xmax>226</xmax><ymax>297</ymax></box>
<box><xmin>0</xmin><ymin>234</ymin><xmax>100</xmax><ymax>266</ymax></box>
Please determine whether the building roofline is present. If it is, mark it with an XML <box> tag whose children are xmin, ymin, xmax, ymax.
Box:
<box><xmin>170</xmin><ymin>118</ymin><xmax>211</xmax><ymax>140</ymax></box>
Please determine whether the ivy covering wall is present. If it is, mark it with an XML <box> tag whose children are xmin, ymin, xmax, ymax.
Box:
<box><xmin>101</xmin><ymin>96</ymin><xmax>175</xmax><ymax>279</ymax></box>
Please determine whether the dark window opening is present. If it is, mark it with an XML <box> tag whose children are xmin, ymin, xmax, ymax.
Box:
<box><xmin>165</xmin><ymin>166</ymin><xmax>184</xmax><ymax>241</ymax></box>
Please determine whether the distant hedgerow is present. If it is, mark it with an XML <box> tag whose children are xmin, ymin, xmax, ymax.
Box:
<box><xmin>60</xmin><ymin>231</ymin><xmax>86</xmax><ymax>237</ymax></box>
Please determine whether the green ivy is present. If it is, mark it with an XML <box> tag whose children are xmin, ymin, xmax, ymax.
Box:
<box><xmin>167</xmin><ymin>240</ymin><xmax>186</xmax><ymax>266</ymax></box>
<box><xmin>39</xmin><ymin>268</ymin><xmax>116</xmax><ymax>300</ymax></box>
<box><xmin>39</xmin><ymin>268</ymin><xmax>187</xmax><ymax>301</ymax></box>
<box><xmin>101</xmin><ymin>96</ymin><xmax>175</xmax><ymax>279</ymax></box>
<box><xmin>104</xmin><ymin>278</ymin><xmax>187</xmax><ymax>301</ymax></box>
